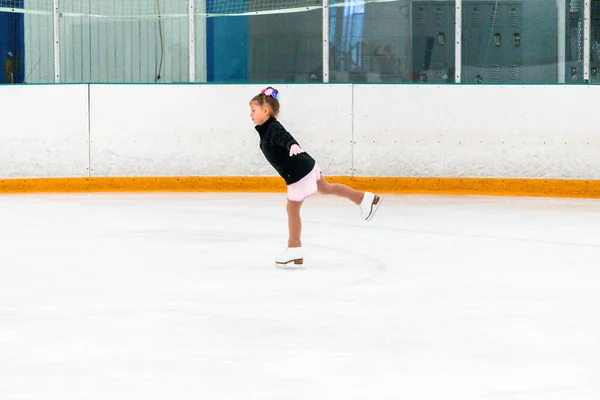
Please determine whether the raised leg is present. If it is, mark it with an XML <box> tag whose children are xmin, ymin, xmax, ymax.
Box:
<box><xmin>316</xmin><ymin>176</ymin><xmax>364</xmax><ymax>205</ymax></box>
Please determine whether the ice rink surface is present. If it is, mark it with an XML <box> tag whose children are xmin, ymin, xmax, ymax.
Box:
<box><xmin>1</xmin><ymin>192</ymin><xmax>600</xmax><ymax>399</ymax></box>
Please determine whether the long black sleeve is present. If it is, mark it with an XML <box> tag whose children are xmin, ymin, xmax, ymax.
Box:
<box><xmin>271</xmin><ymin>125</ymin><xmax>298</xmax><ymax>150</ymax></box>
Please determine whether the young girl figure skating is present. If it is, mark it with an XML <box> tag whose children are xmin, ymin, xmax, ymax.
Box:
<box><xmin>250</xmin><ymin>87</ymin><xmax>382</xmax><ymax>266</ymax></box>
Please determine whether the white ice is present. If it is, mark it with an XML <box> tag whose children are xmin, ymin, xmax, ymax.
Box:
<box><xmin>1</xmin><ymin>192</ymin><xmax>600</xmax><ymax>400</ymax></box>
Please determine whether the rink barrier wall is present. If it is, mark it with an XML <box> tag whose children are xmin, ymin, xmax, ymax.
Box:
<box><xmin>1</xmin><ymin>177</ymin><xmax>599</xmax><ymax>198</ymax></box>
<box><xmin>1</xmin><ymin>84</ymin><xmax>600</xmax><ymax>198</ymax></box>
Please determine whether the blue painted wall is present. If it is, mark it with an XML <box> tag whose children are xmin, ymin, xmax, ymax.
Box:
<box><xmin>0</xmin><ymin>2</ymin><xmax>25</xmax><ymax>83</ymax></box>
<box><xmin>206</xmin><ymin>0</ymin><xmax>249</xmax><ymax>82</ymax></box>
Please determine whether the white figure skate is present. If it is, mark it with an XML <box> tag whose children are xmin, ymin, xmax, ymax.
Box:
<box><xmin>359</xmin><ymin>192</ymin><xmax>382</xmax><ymax>221</ymax></box>
<box><xmin>274</xmin><ymin>247</ymin><xmax>304</xmax><ymax>266</ymax></box>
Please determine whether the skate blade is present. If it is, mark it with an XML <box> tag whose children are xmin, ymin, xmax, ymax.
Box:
<box><xmin>275</xmin><ymin>259</ymin><xmax>305</xmax><ymax>270</ymax></box>
<box><xmin>366</xmin><ymin>196</ymin><xmax>383</xmax><ymax>222</ymax></box>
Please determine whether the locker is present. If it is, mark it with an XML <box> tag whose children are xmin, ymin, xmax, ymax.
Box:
<box><xmin>592</xmin><ymin>0</ymin><xmax>599</xmax><ymax>82</ymax></box>
<box><xmin>411</xmin><ymin>1</ymin><xmax>455</xmax><ymax>82</ymax></box>
<box><xmin>462</xmin><ymin>1</ymin><xmax>523</xmax><ymax>83</ymax></box>
<box><xmin>566</xmin><ymin>0</ymin><xmax>584</xmax><ymax>82</ymax></box>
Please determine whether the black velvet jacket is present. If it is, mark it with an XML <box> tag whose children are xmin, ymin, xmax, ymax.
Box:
<box><xmin>255</xmin><ymin>117</ymin><xmax>316</xmax><ymax>185</ymax></box>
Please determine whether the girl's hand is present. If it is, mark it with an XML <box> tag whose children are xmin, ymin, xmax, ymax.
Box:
<box><xmin>289</xmin><ymin>144</ymin><xmax>305</xmax><ymax>156</ymax></box>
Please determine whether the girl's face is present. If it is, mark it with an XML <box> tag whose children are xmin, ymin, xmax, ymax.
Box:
<box><xmin>250</xmin><ymin>101</ymin><xmax>270</xmax><ymax>125</ymax></box>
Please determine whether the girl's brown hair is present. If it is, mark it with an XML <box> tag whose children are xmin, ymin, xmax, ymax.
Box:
<box><xmin>250</xmin><ymin>86</ymin><xmax>280</xmax><ymax>117</ymax></box>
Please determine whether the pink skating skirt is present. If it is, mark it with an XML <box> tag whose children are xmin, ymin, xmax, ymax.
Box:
<box><xmin>287</xmin><ymin>163</ymin><xmax>322</xmax><ymax>202</ymax></box>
